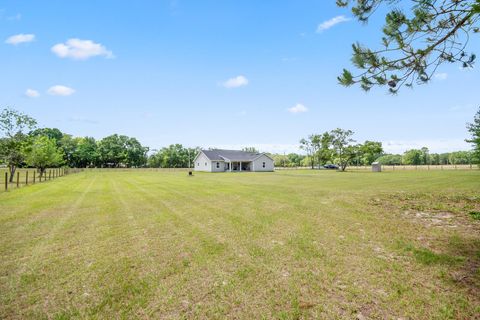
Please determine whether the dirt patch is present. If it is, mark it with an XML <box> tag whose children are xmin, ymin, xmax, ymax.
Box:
<box><xmin>370</xmin><ymin>192</ymin><xmax>480</xmax><ymax>231</ymax></box>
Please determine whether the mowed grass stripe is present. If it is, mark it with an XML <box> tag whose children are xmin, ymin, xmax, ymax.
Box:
<box><xmin>0</xmin><ymin>170</ymin><xmax>479</xmax><ymax>319</ymax></box>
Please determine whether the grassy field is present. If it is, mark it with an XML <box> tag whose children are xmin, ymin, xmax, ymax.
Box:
<box><xmin>1</xmin><ymin>170</ymin><xmax>479</xmax><ymax>319</ymax></box>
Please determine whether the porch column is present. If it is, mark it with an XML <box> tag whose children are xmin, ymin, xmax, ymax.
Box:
<box><xmin>230</xmin><ymin>161</ymin><xmax>232</xmax><ymax>172</ymax></box>
<box><xmin>239</xmin><ymin>162</ymin><xmax>242</xmax><ymax>172</ymax></box>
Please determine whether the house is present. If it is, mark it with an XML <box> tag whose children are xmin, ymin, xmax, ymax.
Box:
<box><xmin>194</xmin><ymin>149</ymin><xmax>274</xmax><ymax>172</ymax></box>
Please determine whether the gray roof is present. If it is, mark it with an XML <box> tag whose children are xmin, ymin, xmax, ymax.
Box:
<box><xmin>200</xmin><ymin>149</ymin><xmax>266</xmax><ymax>161</ymax></box>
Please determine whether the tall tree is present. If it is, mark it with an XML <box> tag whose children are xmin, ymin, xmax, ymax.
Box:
<box><xmin>74</xmin><ymin>137</ymin><xmax>99</xmax><ymax>167</ymax></box>
<box><xmin>97</xmin><ymin>134</ymin><xmax>128</xmax><ymax>167</ymax></box>
<box><xmin>317</xmin><ymin>132</ymin><xmax>333</xmax><ymax>165</ymax></box>
<box><xmin>330</xmin><ymin>128</ymin><xmax>356</xmax><ymax>171</ymax></box>
<box><xmin>24</xmin><ymin>136</ymin><xmax>63</xmax><ymax>178</ymax></box>
<box><xmin>337</xmin><ymin>0</ymin><xmax>480</xmax><ymax>93</ymax></box>
<box><xmin>0</xmin><ymin>108</ymin><xmax>37</xmax><ymax>182</ymax></box>
<box><xmin>125</xmin><ymin>137</ymin><xmax>149</xmax><ymax>167</ymax></box>
<box><xmin>466</xmin><ymin>106</ymin><xmax>480</xmax><ymax>164</ymax></box>
<box><xmin>59</xmin><ymin>134</ymin><xmax>79</xmax><ymax>167</ymax></box>
<box><xmin>300</xmin><ymin>138</ymin><xmax>315</xmax><ymax>169</ymax></box>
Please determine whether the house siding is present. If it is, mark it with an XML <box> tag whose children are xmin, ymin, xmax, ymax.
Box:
<box><xmin>211</xmin><ymin>160</ymin><xmax>225</xmax><ymax>172</ymax></box>
<box><xmin>194</xmin><ymin>153</ymin><xmax>212</xmax><ymax>172</ymax></box>
<box><xmin>251</xmin><ymin>154</ymin><xmax>275</xmax><ymax>172</ymax></box>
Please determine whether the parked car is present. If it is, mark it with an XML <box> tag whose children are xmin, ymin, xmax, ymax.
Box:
<box><xmin>323</xmin><ymin>164</ymin><xmax>339</xmax><ymax>170</ymax></box>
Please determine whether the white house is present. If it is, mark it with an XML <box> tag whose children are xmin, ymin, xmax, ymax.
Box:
<box><xmin>194</xmin><ymin>149</ymin><xmax>275</xmax><ymax>172</ymax></box>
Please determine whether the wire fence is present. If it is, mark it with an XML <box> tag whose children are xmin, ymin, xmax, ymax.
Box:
<box><xmin>83</xmin><ymin>168</ymin><xmax>191</xmax><ymax>173</ymax></box>
<box><xmin>274</xmin><ymin>164</ymin><xmax>478</xmax><ymax>171</ymax></box>
<box><xmin>2</xmin><ymin>164</ymin><xmax>477</xmax><ymax>192</ymax></box>
<box><xmin>1</xmin><ymin>168</ymin><xmax>84</xmax><ymax>192</ymax></box>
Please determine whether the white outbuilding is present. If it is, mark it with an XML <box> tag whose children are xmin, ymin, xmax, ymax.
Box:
<box><xmin>372</xmin><ymin>162</ymin><xmax>382</xmax><ymax>172</ymax></box>
<box><xmin>194</xmin><ymin>149</ymin><xmax>275</xmax><ymax>172</ymax></box>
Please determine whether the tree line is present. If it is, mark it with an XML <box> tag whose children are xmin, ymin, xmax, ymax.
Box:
<box><xmin>293</xmin><ymin>120</ymin><xmax>480</xmax><ymax>171</ymax></box>
<box><xmin>2</xmin><ymin>107</ymin><xmax>480</xmax><ymax>178</ymax></box>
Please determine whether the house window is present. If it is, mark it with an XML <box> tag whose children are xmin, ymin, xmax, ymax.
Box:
<box><xmin>205</xmin><ymin>162</ymin><xmax>207</xmax><ymax>166</ymax></box>
<box><xmin>262</xmin><ymin>162</ymin><xmax>266</xmax><ymax>168</ymax></box>
<box><xmin>197</xmin><ymin>162</ymin><xmax>199</xmax><ymax>166</ymax></box>
<box><xmin>216</xmin><ymin>162</ymin><xmax>220</xmax><ymax>168</ymax></box>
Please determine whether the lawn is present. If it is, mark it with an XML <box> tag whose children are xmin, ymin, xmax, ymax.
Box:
<box><xmin>1</xmin><ymin>170</ymin><xmax>479</xmax><ymax>319</ymax></box>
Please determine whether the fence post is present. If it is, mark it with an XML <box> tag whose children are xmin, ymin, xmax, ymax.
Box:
<box><xmin>33</xmin><ymin>171</ymin><xmax>36</xmax><ymax>184</ymax></box>
<box><xmin>26</xmin><ymin>171</ymin><xmax>28</xmax><ymax>185</ymax></box>
<box><xmin>16</xmin><ymin>171</ymin><xmax>19</xmax><ymax>188</ymax></box>
<box><xmin>49</xmin><ymin>170</ymin><xmax>51</xmax><ymax>180</ymax></box>
<box><xmin>4</xmin><ymin>172</ymin><xmax>7</xmax><ymax>191</ymax></box>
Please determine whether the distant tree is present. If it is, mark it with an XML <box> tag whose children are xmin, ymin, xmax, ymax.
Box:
<box><xmin>429</xmin><ymin>153</ymin><xmax>440</xmax><ymax>165</ymax></box>
<box><xmin>24</xmin><ymin>136</ymin><xmax>63</xmax><ymax>178</ymax></box>
<box><xmin>59</xmin><ymin>134</ymin><xmax>79</xmax><ymax>167</ymax></box>
<box><xmin>125</xmin><ymin>137</ymin><xmax>149</xmax><ymax>167</ymax></box>
<box><xmin>149</xmin><ymin>144</ymin><xmax>196</xmax><ymax>168</ymax></box>
<box><xmin>97</xmin><ymin>134</ymin><xmax>127</xmax><ymax>167</ymax></box>
<box><xmin>466</xmin><ymin>106</ymin><xmax>480</xmax><ymax>164</ymax></box>
<box><xmin>0</xmin><ymin>108</ymin><xmax>37</xmax><ymax>182</ymax></box>
<box><xmin>317</xmin><ymin>132</ymin><xmax>333</xmax><ymax>165</ymax></box>
<box><xmin>301</xmin><ymin>156</ymin><xmax>313</xmax><ymax>167</ymax></box>
<box><xmin>74</xmin><ymin>137</ymin><xmax>99</xmax><ymax>167</ymax></box>
<box><xmin>300</xmin><ymin>137</ymin><xmax>315</xmax><ymax>169</ymax></box>
<box><xmin>359</xmin><ymin>140</ymin><xmax>384</xmax><ymax>165</ymax></box>
<box><xmin>242</xmin><ymin>147</ymin><xmax>259</xmax><ymax>153</ymax></box>
<box><xmin>287</xmin><ymin>153</ymin><xmax>305</xmax><ymax>167</ymax></box>
<box><xmin>337</xmin><ymin>0</ymin><xmax>480</xmax><ymax>93</ymax></box>
<box><xmin>448</xmin><ymin>150</ymin><xmax>474</xmax><ymax>165</ymax></box>
<box><xmin>402</xmin><ymin>149</ymin><xmax>424</xmax><ymax>165</ymax></box>
<box><xmin>330</xmin><ymin>128</ymin><xmax>356</xmax><ymax>171</ymax></box>
<box><xmin>421</xmin><ymin>147</ymin><xmax>430</xmax><ymax>165</ymax></box>
<box><xmin>29</xmin><ymin>128</ymin><xmax>64</xmax><ymax>147</ymax></box>
<box><xmin>375</xmin><ymin>154</ymin><xmax>402</xmax><ymax>165</ymax></box>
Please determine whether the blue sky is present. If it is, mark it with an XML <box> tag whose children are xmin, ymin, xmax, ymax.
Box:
<box><xmin>1</xmin><ymin>0</ymin><xmax>478</xmax><ymax>154</ymax></box>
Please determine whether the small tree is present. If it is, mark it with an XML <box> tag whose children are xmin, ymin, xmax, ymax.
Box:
<box><xmin>466</xmin><ymin>106</ymin><xmax>480</xmax><ymax>165</ymax></box>
<box><xmin>330</xmin><ymin>128</ymin><xmax>356</xmax><ymax>171</ymax></box>
<box><xmin>25</xmin><ymin>136</ymin><xmax>63</xmax><ymax>178</ymax></box>
<box><xmin>0</xmin><ymin>108</ymin><xmax>37</xmax><ymax>182</ymax></box>
<box><xmin>300</xmin><ymin>138</ymin><xmax>315</xmax><ymax>169</ymax></box>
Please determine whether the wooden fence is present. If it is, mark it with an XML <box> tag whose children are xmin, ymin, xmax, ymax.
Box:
<box><xmin>1</xmin><ymin>168</ymin><xmax>84</xmax><ymax>192</ymax></box>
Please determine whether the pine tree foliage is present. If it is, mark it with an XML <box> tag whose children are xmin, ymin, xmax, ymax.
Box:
<box><xmin>337</xmin><ymin>0</ymin><xmax>480</xmax><ymax>93</ymax></box>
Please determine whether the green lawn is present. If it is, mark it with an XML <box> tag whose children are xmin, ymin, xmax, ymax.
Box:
<box><xmin>1</xmin><ymin>170</ymin><xmax>479</xmax><ymax>319</ymax></box>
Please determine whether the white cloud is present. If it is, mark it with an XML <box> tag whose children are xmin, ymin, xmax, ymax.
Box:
<box><xmin>51</xmin><ymin>38</ymin><xmax>114</xmax><ymax>60</ymax></box>
<box><xmin>316</xmin><ymin>15</ymin><xmax>351</xmax><ymax>32</ymax></box>
<box><xmin>5</xmin><ymin>33</ymin><xmax>35</xmax><ymax>45</ymax></box>
<box><xmin>47</xmin><ymin>85</ymin><xmax>75</xmax><ymax>96</ymax></box>
<box><xmin>7</xmin><ymin>13</ymin><xmax>21</xmax><ymax>21</ymax></box>
<box><xmin>221</xmin><ymin>75</ymin><xmax>249</xmax><ymax>88</ymax></box>
<box><xmin>25</xmin><ymin>89</ymin><xmax>39</xmax><ymax>98</ymax></box>
<box><xmin>288</xmin><ymin>103</ymin><xmax>308</xmax><ymax>114</ymax></box>
<box><xmin>434</xmin><ymin>72</ymin><xmax>448</xmax><ymax>80</ymax></box>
